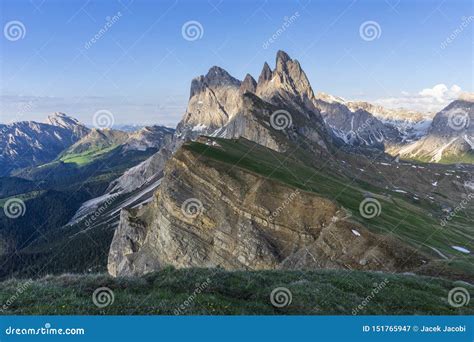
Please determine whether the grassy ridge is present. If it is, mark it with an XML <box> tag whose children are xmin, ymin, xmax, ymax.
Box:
<box><xmin>1</xmin><ymin>268</ymin><xmax>472</xmax><ymax>315</ymax></box>
<box><xmin>184</xmin><ymin>138</ymin><xmax>474</xmax><ymax>278</ymax></box>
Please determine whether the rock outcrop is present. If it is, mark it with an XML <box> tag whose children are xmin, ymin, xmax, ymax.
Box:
<box><xmin>239</xmin><ymin>74</ymin><xmax>257</xmax><ymax>95</ymax></box>
<box><xmin>108</xmin><ymin>142</ymin><xmax>424</xmax><ymax>277</ymax></box>
<box><xmin>181</xmin><ymin>66</ymin><xmax>242</xmax><ymax>131</ymax></box>
<box><xmin>123</xmin><ymin>125</ymin><xmax>175</xmax><ymax>152</ymax></box>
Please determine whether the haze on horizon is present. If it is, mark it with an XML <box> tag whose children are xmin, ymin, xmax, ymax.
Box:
<box><xmin>0</xmin><ymin>0</ymin><xmax>472</xmax><ymax>126</ymax></box>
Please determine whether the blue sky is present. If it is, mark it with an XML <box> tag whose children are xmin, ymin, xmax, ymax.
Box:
<box><xmin>0</xmin><ymin>0</ymin><xmax>472</xmax><ymax>125</ymax></box>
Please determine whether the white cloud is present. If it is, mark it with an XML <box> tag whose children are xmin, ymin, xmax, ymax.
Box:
<box><xmin>373</xmin><ymin>84</ymin><xmax>466</xmax><ymax>114</ymax></box>
<box><xmin>418</xmin><ymin>84</ymin><xmax>462</xmax><ymax>103</ymax></box>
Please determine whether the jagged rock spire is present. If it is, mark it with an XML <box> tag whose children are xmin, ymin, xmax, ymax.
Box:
<box><xmin>275</xmin><ymin>50</ymin><xmax>291</xmax><ymax>73</ymax></box>
<box><xmin>240</xmin><ymin>74</ymin><xmax>257</xmax><ymax>94</ymax></box>
<box><xmin>256</xmin><ymin>50</ymin><xmax>316</xmax><ymax>109</ymax></box>
<box><xmin>257</xmin><ymin>62</ymin><xmax>273</xmax><ymax>85</ymax></box>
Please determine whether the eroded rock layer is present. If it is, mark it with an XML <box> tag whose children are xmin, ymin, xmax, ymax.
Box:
<box><xmin>108</xmin><ymin>145</ymin><xmax>423</xmax><ymax>277</ymax></box>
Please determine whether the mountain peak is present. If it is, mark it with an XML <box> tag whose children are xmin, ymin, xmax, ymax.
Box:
<box><xmin>46</xmin><ymin>112</ymin><xmax>81</xmax><ymax>128</ymax></box>
<box><xmin>276</xmin><ymin>50</ymin><xmax>291</xmax><ymax>68</ymax></box>
<box><xmin>316</xmin><ymin>92</ymin><xmax>346</xmax><ymax>104</ymax></box>
<box><xmin>1</xmin><ymin>113</ymin><xmax>89</xmax><ymax>175</ymax></box>
<box><xmin>256</xmin><ymin>50</ymin><xmax>316</xmax><ymax>110</ymax></box>
<box><xmin>47</xmin><ymin>112</ymin><xmax>72</xmax><ymax>121</ymax></box>
<box><xmin>50</xmin><ymin>112</ymin><xmax>68</xmax><ymax>117</ymax></box>
<box><xmin>257</xmin><ymin>62</ymin><xmax>273</xmax><ymax>85</ymax></box>
<box><xmin>205</xmin><ymin>66</ymin><xmax>241</xmax><ymax>86</ymax></box>
<box><xmin>45</xmin><ymin>112</ymin><xmax>90</xmax><ymax>139</ymax></box>
<box><xmin>275</xmin><ymin>50</ymin><xmax>303</xmax><ymax>76</ymax></box>
<box><xmin>190</xmin><ymin>66</ymin><xmax>241</xmax><ymax>98</ymax></box>
<box><xmin>240</xmin><ymin>74</ymin><xmax>257</xmax><ymax>94</ymax></box>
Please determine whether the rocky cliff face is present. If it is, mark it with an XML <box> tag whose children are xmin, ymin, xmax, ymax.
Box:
<box><xmin>239</xmin><ymin>74</ymin><xmax>257</xmax><ymax>94</ymax></box>
<box><xmin>106</xmin><ymin>147</ymin><xmax>173</xmax><ymax>195</ymax></box>
<box><xmin>108</xmin><ymin>142</ymin><xmax>424</xmax><ymax>277</ymax></box>
<box><xmin>123</xmin><ymin>125</ymin><xmax>175</xmax><ymax>152</ymax></box>
<box><xmin>101</xmin><ymin>51</ymin><xmax>472</xmax><ymax>280</ymax></box>
<box><xmin>179</xmin><ymin>66</ymin><xmax>243</xmax><ymax>133</ymax></box>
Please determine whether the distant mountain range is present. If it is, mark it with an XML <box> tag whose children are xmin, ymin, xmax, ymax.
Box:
<box><xmin>0</xmin><ymin>113</ymin><xmax>174</xmax><ymax>177</ymax></box>
<box><xmin>315</xmin><ymin>93</ymin><xmax>433</xmax><ymax>147</ymax></box>
<box><xmin>0</xmin><ymin>51</ymin><xmax>472</xmax><ymax>287</ymax></box>
<box><xmin>0</xmin><ymin>113</ymin><xmax>89</xmax><ymax>175</ymax></box>
<box><xmin>0</xmin><ymin>116</ymin><xmax>174</xmax><ymax>274</ymax></box>
<box><xmin>388</xmin><ymin>99</ymin><xmax>473</xmax><ymax>163</ymax></box>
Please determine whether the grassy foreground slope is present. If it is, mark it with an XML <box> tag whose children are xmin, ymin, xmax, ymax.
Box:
<box><xmin>0</xmin><ymin>268</ymin><xmax>472</xmax><ymax>315</ymax></box>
